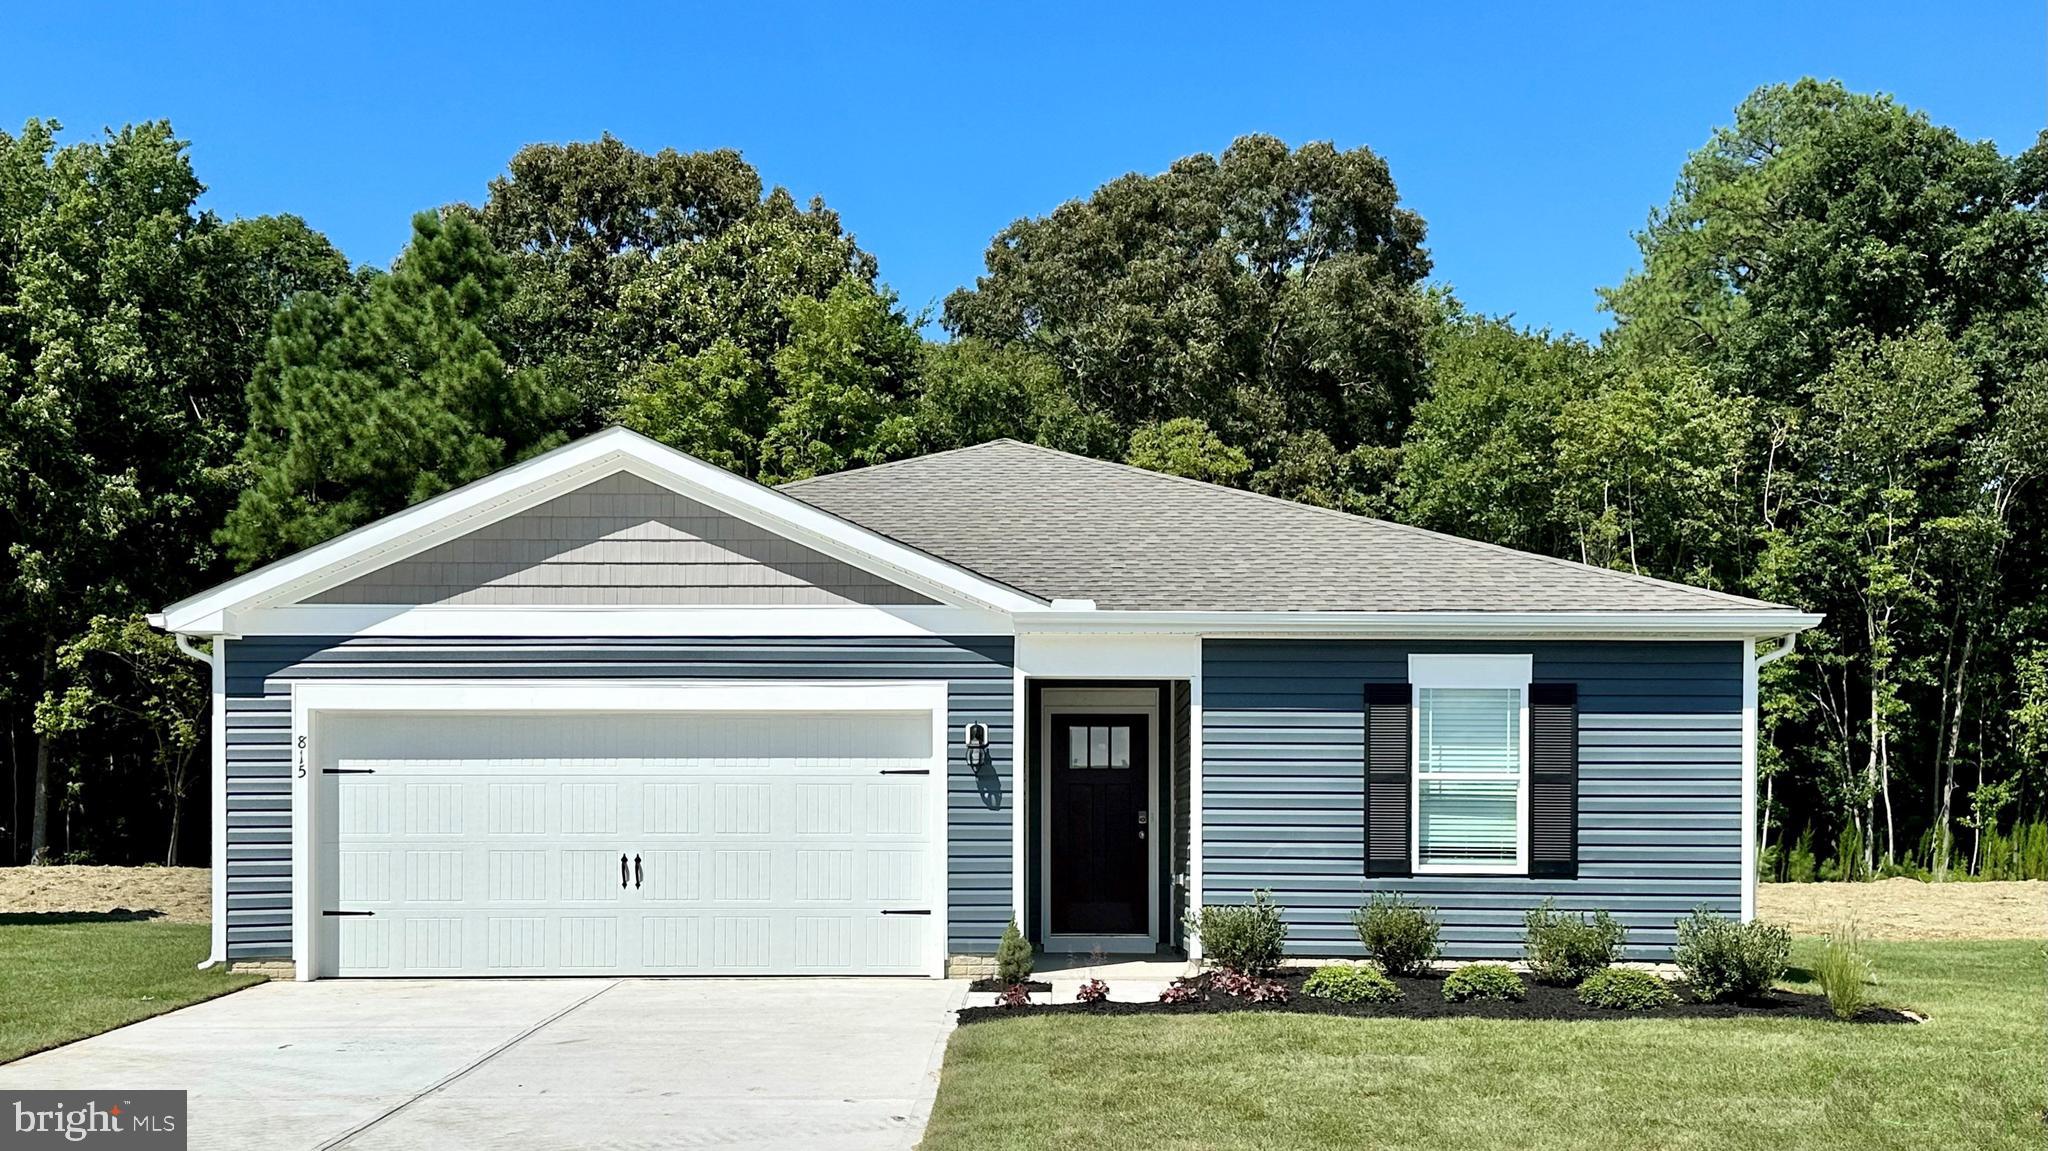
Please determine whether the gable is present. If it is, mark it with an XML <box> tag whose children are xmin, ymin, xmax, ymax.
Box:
<box><xmin>307</xmin><ymin>473</ymin><xmax>938</xmax><ymax>607</ymax></box>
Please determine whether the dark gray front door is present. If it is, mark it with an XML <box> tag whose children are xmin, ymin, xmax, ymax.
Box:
<box><xmin>1049</xmin><ymin>714</ymin><xmax>1148</xmax><ymax>935</ymax></box>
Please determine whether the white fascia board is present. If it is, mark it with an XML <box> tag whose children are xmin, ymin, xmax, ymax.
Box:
<box><xmin>1014</xmin><ymin>610</ymin><xmax>1824</xmax><ymax>640</ymax></box>
<box><xmin>159</xmin><ymin>428</ymin><xmax>1046</xmax><ymax>633</ymax></box>
<box><xmin>227</xmin><ymin>603</ymin><xmax>1013</xmax><ymax>638</ymax></box>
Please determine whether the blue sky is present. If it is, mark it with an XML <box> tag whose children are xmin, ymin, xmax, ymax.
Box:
<box><xmin>4</xmin><ymin>2</ymin><xmax>2041</xmax><ymax>339</ymax></box>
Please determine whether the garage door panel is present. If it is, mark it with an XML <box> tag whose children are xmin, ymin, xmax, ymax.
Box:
<box><xmin>319</xmin><ymin>709</ymin><xmax>939</xmax><ymax>976</ymax></box>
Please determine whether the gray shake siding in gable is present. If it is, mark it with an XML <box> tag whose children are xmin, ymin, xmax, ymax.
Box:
<box><xmin>1202</xmin><ymin>638</ymin><xmax>1744</xmax><ymax>960</ymax></box>
<box><xmin>220</xmin><ymin>635</ymin><xmax>1013</xmax><ymax>961</ymax></box>
<box><xmin>310</xmin><ymin>473</ymin><xmax>936</xmax><ymax>607</ymax></box>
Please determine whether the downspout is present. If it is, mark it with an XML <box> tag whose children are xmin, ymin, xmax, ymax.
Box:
<box><xmin>1741</xmin><ymin>633</ymin><xmax>1799</xmax><ymax>922</ymax></box>
<box><xmin>169</xmin><ymin>633</ymin><xmax>227</xmax><ymax>971</ymax></box>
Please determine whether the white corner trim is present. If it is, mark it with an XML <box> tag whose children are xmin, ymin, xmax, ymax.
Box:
<box><xmin>159</xmin><ymin>427</ymin><xmax>1047</xmax><ymax>633</ymax></box>
<box><xmin>1186</xmin><ymin>669</ymin><xmax>1204</xmax><ymax>962</ymax></box>
<box><xmin>207</xmin><ymin>639</ymin><xmax>227</xmax><ymax>968</ymax></box>
<box><xmin>1739</xmin><ymin>632</ymin><xmax>1796</xmax><ymax>922</ymax></box>
<box><xmin>288</xmin><ymin>678</ymin><xmax>951</xmax><ymax>981</ymax></box>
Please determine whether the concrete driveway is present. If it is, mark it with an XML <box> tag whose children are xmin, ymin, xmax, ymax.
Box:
<box><xmin>0</xmin><ymin>977</ymin><xmax>968</xmax><ymax>1150</ymax></box>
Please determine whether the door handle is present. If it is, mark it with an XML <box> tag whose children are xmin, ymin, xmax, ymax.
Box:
<box><xmin>633</xmin><ymin>854</ymin><xmax>643</xmax><ymax>889</ymax></box>
<box><xmin>620</xmin><ymin>853</ymin><xmax>629</xmax><ymax>888</ymax></box>
<box><xmin>1138</xmin><ymin>809</ymin><xmax>1148</xmax><ymax>841</ymax></box>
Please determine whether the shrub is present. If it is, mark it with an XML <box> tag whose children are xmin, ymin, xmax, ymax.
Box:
<box><xmin>1352</xmin><ymin>894</ymin><xmax>1443</xmax><ymax>976</ymax></box>
<box><xmin>1441</xmin><ymin>963</ymin><xmax>1526</xmax><ymax>1003</ymax></box>
<box><xmin>994</xmin><ymin>983</ymin><xmax>1033</xmax><ymax>1009</ymax></box>
<box><xmin>1189</xmin><ymin>890</ymin><xmax>1289</xmax><ymax>975</ymax></box>
<box><xmin>1522</xmin><ymin>900</ymin><xmax>1627</xmax><ymax>984</ymax></box>
<box><xmin>1075</xmin><ymin>978</ymin><xmax>1110</xmax><ymax>1004</ymax></box>
<box><xmin>1247</xmin><ymin>978</ymin><xmax>1290</xmax><ymax>1004</ymax></box>
<box><xmin>1210</xmin><ymin>969</ymin><xmax>1255</xmax><ymax>996</ymax></box>
<box><xmin>1158</xmin><ymin>978</ymin><xmax>1202</xmax><ymax>1005</ymax></box>
<box><xmin>1302</xmin><ymin>964</ymin><xmax>1402</xmax><ymax>1004</ymax></box>
<box><xmin>1672</xmin><ymin>909</ymin><xmax>1791</xmax><ymax>1002</ymax></box>
<box><xmin>1814</xmin><ymin>921</ymin><xmax>1873</xmax><ymax>1020</ymax></box>
<box><xmin>995</xmin><ymin>918</ymin><xmax>1033</xmax><ymax>984</ymax></box>
<box><xmin>1577</xmin><ymin>968</ymin><xmax>1676</xmax><ymax>1010</ymax></box>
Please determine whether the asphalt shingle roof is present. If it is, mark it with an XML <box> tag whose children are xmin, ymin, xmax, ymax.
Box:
<box><xmin>781</xmin><ymin>440</ymin><xmax>1795</xmax><ymax>614</ymax></box>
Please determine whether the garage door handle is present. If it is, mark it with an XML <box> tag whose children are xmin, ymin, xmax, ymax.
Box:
<box><xmin>620</xmin><ymin>853</ymin><xmax>629</xmax><ymax>888</ymax></box>
<box><xmin>633</xmin><ymin>854</ymin><xmax>642</xmax><ymax>889</ymax></box>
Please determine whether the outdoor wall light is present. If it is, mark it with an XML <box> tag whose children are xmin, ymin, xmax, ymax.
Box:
<box><xmin>963</xmin><ymin>722</ymin><xmax>991</xmax><ymax>771</ymax></box>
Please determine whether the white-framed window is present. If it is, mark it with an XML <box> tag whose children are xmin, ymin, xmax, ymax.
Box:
<box><xmin>1409</xmin><ymin>654</ymin><xmax>1531</xmax><ymax>875</ymax></box>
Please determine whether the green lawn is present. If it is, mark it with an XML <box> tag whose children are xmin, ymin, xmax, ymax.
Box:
<box><xmin>923</xmin><ymin>939</ymin><xmax>2046</xmax><ymax>1150</ymax></box>
<box><xmin>0</xmin><ymin>917</ymin><xmax>264</xmax><ymax>1064</ymax></box>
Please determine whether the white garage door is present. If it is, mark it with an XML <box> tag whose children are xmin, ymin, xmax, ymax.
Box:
<box><xmin>313</xmin><ymin>709</ymin><xmax>940</xmax><ymax>977</ymax></box>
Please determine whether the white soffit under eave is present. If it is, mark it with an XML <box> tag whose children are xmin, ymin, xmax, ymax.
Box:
<box><xmin>156</xmin><ymin>428</ymin><xmax>1048</xmax><ymax>632</ymax></box>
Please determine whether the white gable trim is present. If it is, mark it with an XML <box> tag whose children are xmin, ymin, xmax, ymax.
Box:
<box><xmin>157</xmin><ymin>428</ymin><xmax>1047</xmax><ymax>632</ymax></box>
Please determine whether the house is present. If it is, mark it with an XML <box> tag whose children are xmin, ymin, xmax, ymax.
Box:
<box><xmin>152</xmin><ymin>428</ymin><xmax>1818</xmax><ymax>980</ymax></box>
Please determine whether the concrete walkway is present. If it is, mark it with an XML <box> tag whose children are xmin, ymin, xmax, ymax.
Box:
<box><xmin>0</xmin><ymin>977</ymin><xmax>968</xmax><ymax>1150</ymax></box>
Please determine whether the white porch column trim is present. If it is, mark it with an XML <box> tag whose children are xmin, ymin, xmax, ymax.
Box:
<box><xmin>1187</xmin><ymin>660</ymin><xmax>1205</xmax><ymax>961</ymax></box>
<box><xmin>208</xmin><ymin>639</ymin><xmax>227</xmax><ymax>968</ymax></box>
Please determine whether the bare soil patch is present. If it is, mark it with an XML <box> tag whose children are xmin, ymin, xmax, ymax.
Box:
<box><xmin>0</xmin><ymin>866</ymin><xmax>210</xmax><ymax>923</ymax></box>
<box><xmin>1760</xmin><ymin>878</ymin><xmax>2046</xmax><ymax>940</ymax></box>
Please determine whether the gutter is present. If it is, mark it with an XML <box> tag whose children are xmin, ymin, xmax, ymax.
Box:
<box><xmin>167</xmin><ymin>631</ymin><xmax>226</xmax><ymax>972</ymax></box>
<box><xmin>1012</xmin><ymin>609</ymin><xmax>1826</xmax><ymax>640</ymax></box>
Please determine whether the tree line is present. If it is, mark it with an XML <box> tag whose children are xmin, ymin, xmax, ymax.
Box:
<box><xmin>3</xmin><ymin>80</ymin><xmax>2043</xmax><ymax>879</ymax></box>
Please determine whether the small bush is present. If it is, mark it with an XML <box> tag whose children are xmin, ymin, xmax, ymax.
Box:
<box><xmin>1075</xmin><ymin>978</ymin><xmax>1110</xmax><ymax>1004</ymax></box>
<box><xmin>1158</xmin><ymin>978</ymin><xmax>1201</xmax><ymax>1005</ymax></box>
<box><xmin>1672</xmin><ymin>909</ymin><xmax>1791</xmax><ymax>1002</ymax></box>
<box><xmin>995</xmin><ymin>918</ymin><xmax>1033</xmax><ymax>983</ymax></box>
<box><xmin>1352</xmin><ymin>894</ymin><xmax>1443</xmax><ymax>976</ymax></box>
<box><xmin>994</xmin><ymin>983</ymin><xmax>1033</xmax><ymax>1009</ymax></box>
<box><xmin>1577</xmin><ymin>968</ymin><xmax>1675</xmax><ymax>1010</ymax></box>
<box><xmin>1441</xmin><ymin>963</ymin><xmax>1526</xmax><ymax>1003</ymax></box>
<box><xmin>1247</xmin><ymin>978</ymin><xmax>1290</xmax><ymax>1004</ymax></box>
<box><xmin>1815</xmin><ymin>921</ymin><xmax>1873</xmax><ymax>1020</ymax></box>
<box><xmin>1189</xmin><ymin>890</ymin><xmax>1289</xmax><ymax>975</ymax></box>
<box><xmin>1522</xmin><ymin>900</ymin><xmax>1627</xmax><ymax>984</ymax></box>
<box><xmin>1302</xmin><ymin>964</ymin><xmax>1402</xmax><ymax>1004</ymax></box>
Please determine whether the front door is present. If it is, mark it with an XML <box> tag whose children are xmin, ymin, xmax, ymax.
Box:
<box><xmin>1049</xmin><ymin>714</ymin><xmax>1148</xmax><ymax>936</ymax></box>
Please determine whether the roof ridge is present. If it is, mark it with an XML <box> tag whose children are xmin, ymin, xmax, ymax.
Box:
<box><xmin>777</xmin><ymin>439</ymin><xmax>1026</xmax><ymax>490</ymax></box>
<box><xmin>947</xmin><ymin>440</ymin><xmax>1786</xmax><ymax>611</ymax></box>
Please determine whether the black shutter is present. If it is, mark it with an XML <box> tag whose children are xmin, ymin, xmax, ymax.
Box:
<box><xmin>1529</xmin><ymin>682</ymin><xmax>1579</xmax><ymax>878</ymax></box>
<box><xmin>1363</xmin><ymin>683</ymin><xmax>1411</xmax><ymax>877</ymax></box>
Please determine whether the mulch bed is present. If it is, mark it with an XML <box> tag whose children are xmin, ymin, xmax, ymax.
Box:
<box><xmin>957</xmin><ymin>967</ymin><xmax>1918</xmax><ymax>1026</ymax></box>
<box><xmin>967</xmin><ymin>978</ymin><xmax>1051</xmax><ymax>992</ymax></box>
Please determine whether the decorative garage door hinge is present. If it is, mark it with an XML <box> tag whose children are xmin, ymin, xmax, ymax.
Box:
<box><xmin>879</xmin><ymin>909</ymin><xmax>931</xmax><ymax>915</ymax></box>
<box><xmin>878</xmin><ymin>769</ymin><xmax>930</xmax><ymax>775</ymax></box>
<box><xmin>322</xmin><ymin>910</ymin><xmax>375</xmax><ymax>917</ymax></box>
<box><xmin>322</xmin><ymin>768</ymin><xmax>376</xmax><ymax>774</ymax></box>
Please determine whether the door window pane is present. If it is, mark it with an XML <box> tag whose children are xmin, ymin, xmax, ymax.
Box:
<box><xmin>1090</xmin><ymin>726</ymin><xmax>1111</xmax><ymax>769</ymax></box>
<box><xmin>1068</xmin><ymin>726</ymin><xmax>1089</xmax><ymax>768</ymax></box>
<box><xmin>1109</xmin><ymin>726</ymin><xmax>1131</xmax><ymax>768</ymax></box>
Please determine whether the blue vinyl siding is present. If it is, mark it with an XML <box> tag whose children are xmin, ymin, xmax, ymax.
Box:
<box><xmin>221</xmin><ymin>635</ymin><xmax>1014</xmax><ymax>961</ymax></box>
<box><xmin>1202</xmin><ymin>639</ymin><xmax>1744</xmax><ymax>960</ymax></box>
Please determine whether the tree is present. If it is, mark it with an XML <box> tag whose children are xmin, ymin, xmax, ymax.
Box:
<box><xmin>910</xmin><ymin>338</ymin><xmax>1120</xmax><ymax>457</ymax></box>
<box><xmin>0</xmin><ymin>119</ymin><xmax>345</xmax><ymax>862</ymax></box>
<box><xmin>465</xmin><ymin>136</ymin><xmax>880</xmax><ymax>430</ymax></box>
<box><xmin>1125</xmin><ymin>418</ymin><xmax>1251</xmax><ymax>485</ymax></box>
<box><xmin>1607</xmin><ymin>81</ymin><xmax>2048</xmax><ymax>873</ymax></box>
<box><xmin>945</xmin><ymin>135</ymin><xmax>1433</xmax><ymax>469</ymax></box>
<box><xmin>619</xmin><ymin>281</ymin><xmax>925</xmax><ymax>483</ymax></box>
<box><xmin>35</xmin><ymin>616</ymin><xmax>206</xmax><ymax>864</ymax></box>
<box><xmin>1397</xmin><ymin>312</ymin><xmax>1598</xmax><ymax>553</ymax></box>
<box><xmin>221</xmin><ymin>211</ymin><xmax>573</xmax><ymax>566</ymax></box>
